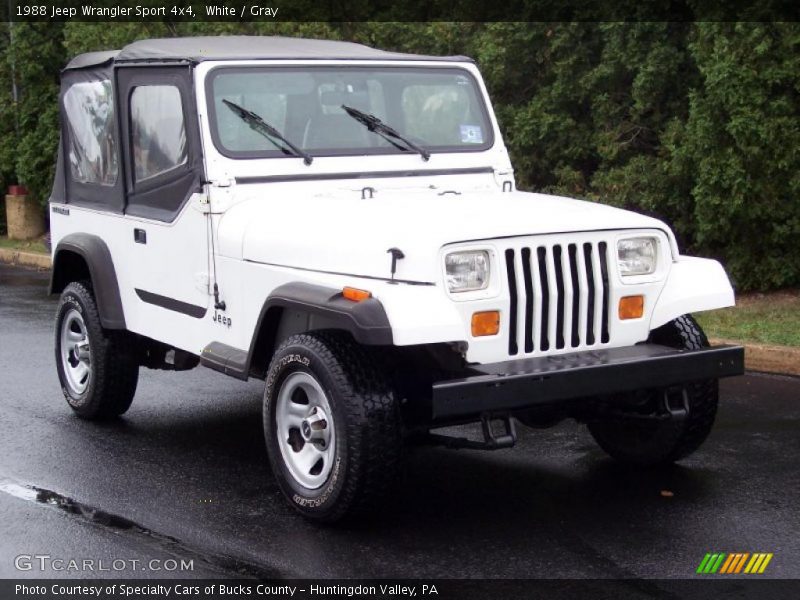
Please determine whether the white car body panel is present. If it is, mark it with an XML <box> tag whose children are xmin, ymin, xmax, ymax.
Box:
<box><xmin>217</xmin><ymin>188</ymin><xmax>674</xmax><ymax>282</ymax></box>
<box><xmin>49</xmin><ymin>198</ymin><xmax>213</xmax><ymax>355</ymax></box>
<box><xmin>650</xmin><ymin>256</ymin><xmax>735</xmax><ymax>330</ymax></box>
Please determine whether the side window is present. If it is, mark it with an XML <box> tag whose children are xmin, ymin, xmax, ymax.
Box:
<box><xmin>63</xmin><ymin>80</ymin><xmax>118</xmax><ymax>186</ymax></box>
<box><xmin>130</xmin><ymin>85</ymin><xmax>187</xmax><ymax>182</ymax></box>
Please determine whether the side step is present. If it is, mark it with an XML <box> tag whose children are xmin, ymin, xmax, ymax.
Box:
<box><xmin>200</xmin><ymin>342</ymin><xmax>249</xmax><ymax>380</ymax></box>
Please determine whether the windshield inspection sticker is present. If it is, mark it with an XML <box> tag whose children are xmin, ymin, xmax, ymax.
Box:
<box><xmin>460</xmin><ymin>124</ymin><xmax>484</xmax><ymax>144</ymax></box>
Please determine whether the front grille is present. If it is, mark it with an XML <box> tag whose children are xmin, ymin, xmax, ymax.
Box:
<box><xmin>504</xmin><ymin>239</ymin><xmax>611</xmax><ymax>356</ymax></box>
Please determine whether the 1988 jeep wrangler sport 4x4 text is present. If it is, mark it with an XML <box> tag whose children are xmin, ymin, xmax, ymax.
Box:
<box><xmin>49</xmin><ymin>37</ymin><xmax>744</xmax><ymax>521</ymax></box>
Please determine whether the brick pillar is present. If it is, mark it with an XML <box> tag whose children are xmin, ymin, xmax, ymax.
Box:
<box><xmin>6</xmin><ymin>188</ymin><xmax>45</xmax><ymax>241</ymax></box>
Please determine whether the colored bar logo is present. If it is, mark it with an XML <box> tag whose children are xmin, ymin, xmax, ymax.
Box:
<box><xmin>697</xmin><ymin>552</ymin><xmax>773</xmax><ymax>574</ymax></box>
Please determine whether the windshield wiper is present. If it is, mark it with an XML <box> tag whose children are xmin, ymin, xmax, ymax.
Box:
<box><xmin>341</xmin><ymin>105</ymin><xmax>430</xmax><ymax>162</ymax></box>
<box><xmin>222</xmin><ymin>99</ymin><xmax>313</xmax><ymax>166</ymax></box>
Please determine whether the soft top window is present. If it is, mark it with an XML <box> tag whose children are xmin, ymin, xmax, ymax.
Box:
<box><xmin>63</xmin><ymin>80</ymin><xmax>118</xmax><ymax>185</ymax></box>
<box><xmin>207</xmin><ymin>66</ymin><xmax>493</xmax><ymax>159</ymax></box>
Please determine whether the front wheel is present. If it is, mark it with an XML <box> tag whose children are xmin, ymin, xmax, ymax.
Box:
<box><xmin>263</xmin><ymin>331</ymin><xmax>401</xmax><ymax>522</ymax></box>
<box><xmin>55</xmin><ymin>281</ymin><xmax>139</xmax><ymax>419</ymax></box>
<box><xmin>587</xmin><ymin>314</ymin><xmax>719</xmax><ymax>466</ymax></box>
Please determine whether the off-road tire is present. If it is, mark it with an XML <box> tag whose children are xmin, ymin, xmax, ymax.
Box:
<box><xmin>263</xmin><ymin>331</ymin><xmax>401</xmax><ymax>523</ymax></box>
<box><xmin>55</xmin><ymin>281</ymin><xmax>139</xmax><ymax>419</ymax></box>
<box><xmin>587</xmin><ymin>314</ymin><xmax>719</xmax><ymax>466</ymax></box>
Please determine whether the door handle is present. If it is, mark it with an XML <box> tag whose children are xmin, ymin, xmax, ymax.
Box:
<box><xmin>134</xmin><ymin>228</ymin><xmax>147</xmax><ymax>244</ymax></box>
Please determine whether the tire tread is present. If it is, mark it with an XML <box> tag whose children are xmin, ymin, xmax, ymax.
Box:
<box><xmin>56</xmin><ymin>281</ymin><xmax>138</xmax><ymax>419</ymax></box>
<box><xmin>588</xmin><ymin>314</ymin><xmax>719</xmax><ymax>465</ymax></box>
<box><xmin>264</xmin><ymin>331</ymin><xmax>401</xmax><ymax>522</ymax></box>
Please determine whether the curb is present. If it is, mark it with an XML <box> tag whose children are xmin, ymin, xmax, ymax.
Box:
<box><xmin>0</xmin><ymin>247</ymin><xmax>51</xmax><ymax>270</ymax></box>
<box><xmin>711</xmin><ymin>338</ymin><xmax>800</xmax><ymax>378</ymax></box>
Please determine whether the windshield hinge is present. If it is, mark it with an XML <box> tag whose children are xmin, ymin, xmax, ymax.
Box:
<box><xmin>191</xmin><ymin>192</ymin><xmax>211</xmax><ymax>213</ymax></box>
<box><xmin>494</xmin><ymin>169</ymin><xmax>515</xmax><ymax>192</ymax></box>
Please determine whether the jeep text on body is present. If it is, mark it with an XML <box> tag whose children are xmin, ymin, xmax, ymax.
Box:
<box><xmin>49</xmin><ymin>37</ymin><xmax>744</xmax><ymax>521</ymax></box>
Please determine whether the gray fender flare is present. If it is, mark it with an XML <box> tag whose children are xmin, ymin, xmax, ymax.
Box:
<box><xmin>50</xmin><ymin>233</ymin><xmax>126</xmax><ymax>329</ymax></box>
<box><xmin>242</xmin><ymin>282</ymin><xmax>393</xmax><ymax>379</ymax></box>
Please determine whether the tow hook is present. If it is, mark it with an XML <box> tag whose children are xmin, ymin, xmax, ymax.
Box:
<box><xmin>481</xmin><ymin>413</ymin><xmax>517</xmax><ymax>448</ymax></box>
<box><xmin>424</xmin><ymin>413</ymin><xmax>517</xmax><ymax>451</ymax></box>
<box><xmin>662</xmin><ymin>387</ymin><xmax>690</xmax><ymax>422</ymax></box>
<box><xmin>601</xmin><ymin>387</ymin><xmax>690</xmax><ymax>423</ymax></box>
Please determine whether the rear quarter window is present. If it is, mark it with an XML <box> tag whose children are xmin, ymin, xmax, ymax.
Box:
<box><xmin>63</xmin><ymin>80</ymin><xmax>118</xmax><ymax>185</ymax></box>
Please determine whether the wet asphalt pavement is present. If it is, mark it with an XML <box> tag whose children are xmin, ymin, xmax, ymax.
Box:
<box><xmin>0</xmin><ymin>263</ymin><xmax>798</xmax><ymax>581</ymax></box>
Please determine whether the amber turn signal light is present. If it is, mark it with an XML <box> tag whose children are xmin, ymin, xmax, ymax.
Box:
<box><xmin>471</xmin><ymin>311</ymin><xmax>500</xmax><ymax>337</ymax></box>
<box><xmin>618</xmin><ymin>295</ymin><xmax>644</xmax><ymax>320</ymax></box>
<box><xmin>342</xmin><ymin>287</ymin><xmax>372</xmax><ymax>302</ymax></box>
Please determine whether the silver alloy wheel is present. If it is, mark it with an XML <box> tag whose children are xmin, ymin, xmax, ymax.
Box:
<box><xmin>275</xmin><ymin>371</ymin><xmax>336</xmax><ymax>490</ymax></box>
<box><xmin>60</xmin><ymin>308</ymin><xmax>92</xmax><ymax>395</ymax></box>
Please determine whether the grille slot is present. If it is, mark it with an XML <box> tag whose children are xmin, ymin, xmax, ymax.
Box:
<box><xmin>583</xmin><ymin>243</ymin><xmax>596</xmax><ymax>346</ymax></box>
<box><xmin>567</xmin><ymin>244</ymin><xmax>580</xmax><ymax>347</ymax></box>
<box><xmin>521</xmin><ymin>247</ymin><xmax>535</xmax><ymax>353</ymax></box>
<box><xmin>504</xmin><ymin>249</ymin><xmax>518</xmax><ymax>356</ymax></box>
<box><xmin>536</xmin><ymin>247</ymin><xmax>550</xmax><ymax>351</ymax></box>
<box><xmin>599</xmin><ymin>241</ymin><xmax>610</xmax><ymax>344</ymax></box>
<box><xmin>505</xmin><ymin>239</ymin><xmax>612</xmax><ymax>356</ymax></box>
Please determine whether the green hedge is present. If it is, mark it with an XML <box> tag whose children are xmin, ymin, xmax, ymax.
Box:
<box><xmin>1</xmin><ymin>22</ymin><xmax>797</xmax><ymax>290</ymax></box>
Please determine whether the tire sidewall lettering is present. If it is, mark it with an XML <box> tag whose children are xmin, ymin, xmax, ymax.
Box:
<box><xmin>292</xmin><ymin>456</ymin><xmax>342</xmax><ymax>508</ymax></box>
<box><xmin>62</xmin><ymin>294</ymin><xmax>84</xmax><ymax>317</ymax></box>
<box><xmin>265</xmin><ymin>344</ymin><xmax>347</xmax><ymax>513</ymax></box>
<box><xmin>56</xmin><ymin>287</ymin><xmax>102</xmax><ymax>408</ymax></box>
<box><xmin>57</xmin><ymin>294</ymin><xmax>89</xmax><ymax>404</ymax></box>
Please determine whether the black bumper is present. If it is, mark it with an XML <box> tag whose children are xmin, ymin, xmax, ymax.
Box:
<box><xmin>431</xmin><ymin>344</ymin><xmax>744</xmax><ymax>420</ymax></box>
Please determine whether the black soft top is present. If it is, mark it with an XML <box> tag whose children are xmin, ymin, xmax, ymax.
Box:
<box><xmin>64</xmin><ymin>36</ymin><xmax>472</xmax><ymax>70</ymax></box>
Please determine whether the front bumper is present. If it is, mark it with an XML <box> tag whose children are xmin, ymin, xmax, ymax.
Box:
<box><xmin>431</xmin><ymin>344</ymin><xmax>744</xmax><ymax>420</ymax></box>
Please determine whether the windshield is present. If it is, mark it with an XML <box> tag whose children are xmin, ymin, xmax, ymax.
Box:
<box><xmin>206</xmin><ymin>66</ymin><xmax>493</xmax><ymax>158</ymax></box>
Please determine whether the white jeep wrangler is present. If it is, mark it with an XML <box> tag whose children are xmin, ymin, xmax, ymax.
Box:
<box><xmin>49</xmin><ymin>36</ymin><xmax>744</xmax><ymax>522</ymax></box>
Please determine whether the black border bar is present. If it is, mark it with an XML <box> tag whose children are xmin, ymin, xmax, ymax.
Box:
<box><xmin>4</xmin><ymin>0</ymin><xmax>800</xmax><ymax>22</ymax></box>
<box><xmin>2</xmin><ymin>579</ymin><xmax>799</xmax><ymax>600</ymax></box>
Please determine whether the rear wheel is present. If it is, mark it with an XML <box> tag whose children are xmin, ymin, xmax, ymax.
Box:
<box><xmin>587</xmin><ymin>314</ymin><xmax>719</xmax><ymax>465</ymax></box>
<box><xmin>55</xmin><ymin>281</ymin><xmax>139</xmax><ymax>420</ymax></box>
<box><xmin>263</xmin><ymin>331</ymin><xmax>401</xmax><ymax>522</ymax></box>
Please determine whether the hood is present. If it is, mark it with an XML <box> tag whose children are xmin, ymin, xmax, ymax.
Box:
<box><xmin>217</xmin><ymin>189</ymin><xmax>671</xmax><ymax>283</ymax></box>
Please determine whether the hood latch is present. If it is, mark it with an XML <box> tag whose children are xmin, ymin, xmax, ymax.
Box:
<box><xmin>386</xmin><ymin>248</ymin><xmax>405</xmax><ymax>284</ymax></box>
